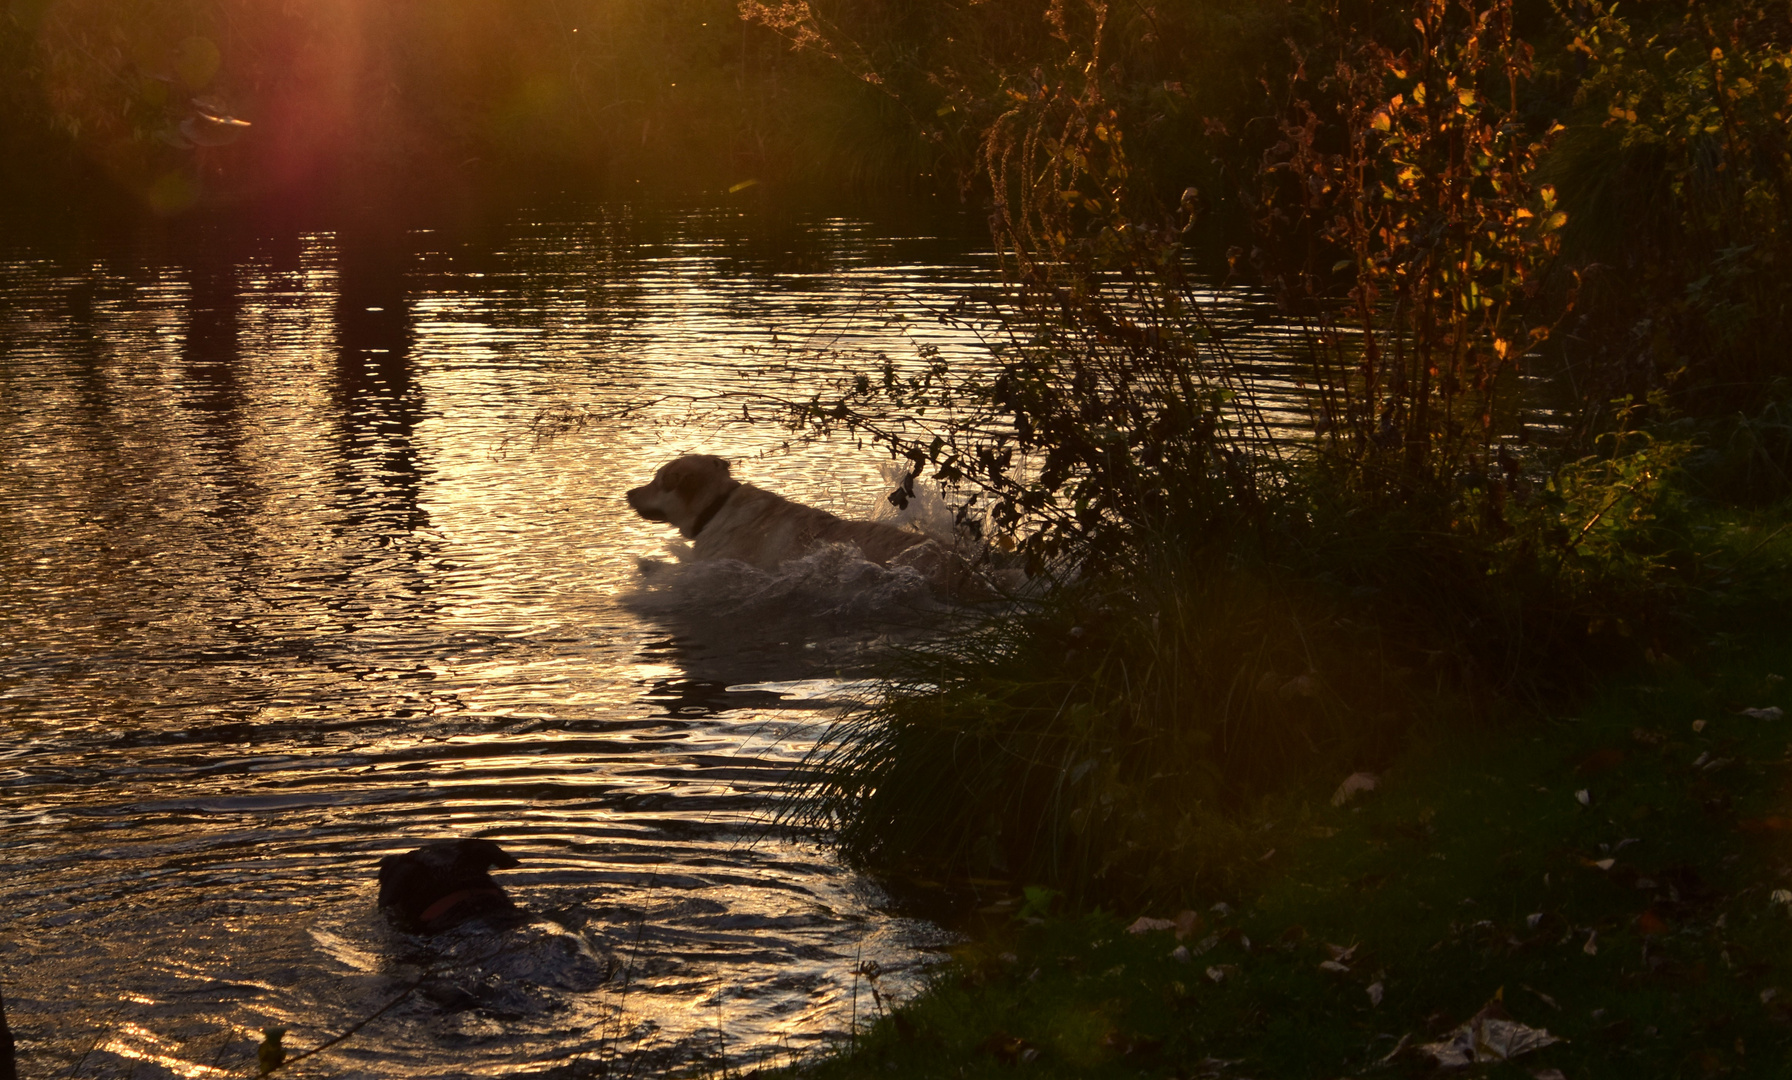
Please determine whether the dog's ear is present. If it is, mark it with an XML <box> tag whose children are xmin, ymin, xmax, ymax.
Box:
<box><xmin>671</xmin><ymin>461</ymin><xmax>704</xmax><ymax>497</ymax></box>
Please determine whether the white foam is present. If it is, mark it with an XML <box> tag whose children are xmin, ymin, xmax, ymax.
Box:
<box><xmin>866</xmin><ymin>461</ymin><xmax>987</xmax><ymax>552</ymax></box>
<box><xmin>624</xmin><ymin>540</ymin><xmax>941</xmax><ymax>624</ymax></box>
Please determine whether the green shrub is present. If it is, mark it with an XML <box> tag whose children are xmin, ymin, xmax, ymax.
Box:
<box><xmin>1545</xmin><ymin>0</ymin><xmax>1792</xmax><ymax>414</ymax></box>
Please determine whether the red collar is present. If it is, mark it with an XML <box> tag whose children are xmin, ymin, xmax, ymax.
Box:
<box><xmin>417</xmin><ymin>886</ymin><xmax>508</xmax><ymax>927</ymax></box>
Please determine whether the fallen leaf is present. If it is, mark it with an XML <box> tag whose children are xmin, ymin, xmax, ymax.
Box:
<box><xmin>1325</xmin><ymin>942</ymin><xmax>1359</xmax><ymax>962</ymax></box>
<box><xmin>1526</xmin><ymin>913</ymin><xmax>1544</xmax><ymax>929</ymax></box>
<box><xmin>1575</xmin><ymin>789</ymin><xmax>1592</xmax><ymax>806</ymax></box>
<box><xmin>1319</xmin><ymin>959</ymin><xmax>1351</xmax><ymax>973</ymax></box>
<box><xmin>1692</xmin><ymin>719</ymin><xmax>1707</xmax><ymax>732</ymax></box>
<box><xmin>1205</xmin><ymin>964</ymin><xmax>1238</xmax><ymax>983</ymax></box>
<box><xmin>1773</xmin><ymin>889</ymin><xmax>1792</xmax><ymax>906</ymax></box>
<box><xmin>1127</xmin><ymin>916</ymin><xmax>1178</xmax><ymax>935</ymax></box>
<box><xmin>1531</xmin><ymin>1070</ymin><xmax>1568</xmax><ymax>1080</ymax></box>
<box><xmin>1740</xmin><ymin>706</ymin><xmax>1784</xmax><ymax>720</ymax></box>
<box><xmin>1332</xmin><ymin>772</ymin><xmax>1379</xmax><ymax>807</ymax></box>
<box><xmin>1590</xmin><ymin>858</ymin><xmax>1616</xmax><ymax>871</ymax></box>
<box><xmin>1170</xmin><ymin>945</ymin><xmax>1191</xmax><ymax>963</ymax></box>
<box><xmin>1583</xmin><ymin>930</ymin><xmax>1598</xmax><ymax>955</ymax></box>
<box><xmin>1367</xmin><ymin>981</ymin><xmax>1384</xmax><ymax>1006</ymax></box>
<box><xmin>1417</xmin><ymin>1000</ymin><xmax>1563</xmax><ymax>1067</ymax></box>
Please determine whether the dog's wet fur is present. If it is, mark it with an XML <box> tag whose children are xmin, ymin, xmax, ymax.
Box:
<box><xmin>378</xmin><ymin>839</ymin><xmax>522</xmax><ymax>933</ymax></box>
<box><xmin>626</xmin><ymin>454</ymin><xmax>977</xmax><ymax>591</ymax></box>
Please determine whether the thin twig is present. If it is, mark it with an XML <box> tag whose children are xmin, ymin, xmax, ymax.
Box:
<box><xmin>267</xmin><ymin>965</ymin><xmax>435</xmax><ymax>1074</ymax></box>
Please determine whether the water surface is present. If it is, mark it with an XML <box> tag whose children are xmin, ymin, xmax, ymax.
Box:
<box><xmin>0</xmin><ymin>202</ymin><xmax>1006</xmax><ymax>1078</ymax></box>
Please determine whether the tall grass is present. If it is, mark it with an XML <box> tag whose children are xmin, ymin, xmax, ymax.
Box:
<box><xmin>782</xmin><ymin>539</ymin><xmax>1426</xmax><ymax>905</ymax></box>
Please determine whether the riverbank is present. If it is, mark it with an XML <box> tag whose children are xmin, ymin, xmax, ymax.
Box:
<box><xmin>789</xmin><ymin>539</ymin><xmax>1792</xmax><ymax>1078</ymax></box>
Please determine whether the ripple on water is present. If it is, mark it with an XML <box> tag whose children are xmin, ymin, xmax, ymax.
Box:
<box><xmin>0</xmin><ymin>205</ymin><xmax>1017</xmax><ymax>1077</ymax></box>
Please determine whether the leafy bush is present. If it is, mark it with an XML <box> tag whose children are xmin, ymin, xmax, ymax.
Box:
<box><xmin>1252</xmin><ymin>0</ymin><xmax>1568</xmax><ymax>500</ymax></box>
<box><xmin>1546</xmin><ymin>0</ymin><xmax>1792</xmax><ymax>415</ymax></box>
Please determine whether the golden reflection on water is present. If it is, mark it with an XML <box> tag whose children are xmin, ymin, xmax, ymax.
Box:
<box><xmin>0</xmin><ymin>207</ymin><xmax>1014</xmax><ymax>1078</ymax></box>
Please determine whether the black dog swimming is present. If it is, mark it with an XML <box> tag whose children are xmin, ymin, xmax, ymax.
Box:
<box><xmin>377</xmin><ymin>839</ymin><xmax>522</xmax><ymax>933</ymax></box>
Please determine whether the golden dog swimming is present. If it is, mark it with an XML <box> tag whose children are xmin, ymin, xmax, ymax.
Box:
<box><xmin>626</xmin><ymin>454</ymin><xmax>959</xmax><ymax>583</ymax></box>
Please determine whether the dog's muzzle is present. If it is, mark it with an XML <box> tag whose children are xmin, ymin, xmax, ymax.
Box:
<box><xmin>626</xmin><ymin>486</ymin><xmax>668</xmax><ymax>521</ymax></box>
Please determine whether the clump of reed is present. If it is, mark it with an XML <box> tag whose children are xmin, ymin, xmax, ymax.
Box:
<box><xmin>780</xmin><ymin>537</ymin><xmax>1421</xmax><ymax>905</ymax></box>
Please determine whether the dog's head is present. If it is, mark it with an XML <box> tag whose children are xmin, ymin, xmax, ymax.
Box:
<box><xmin>377</xmin><ymin>839</ymin><xmax>522</xmax><ymax>931</ymax></box>
<box><xmin>378</xmin><ymin>838</ymin><xmax>519</xmax><ymax>898</ymax></box>
<box><xmin>626</xmin><ymin>454</ymin><xmax>739</xmax><ymax>537</ymax></box>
